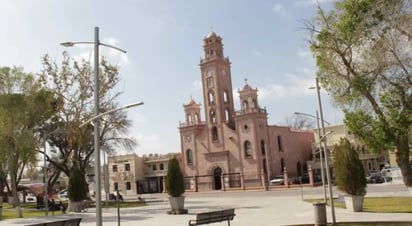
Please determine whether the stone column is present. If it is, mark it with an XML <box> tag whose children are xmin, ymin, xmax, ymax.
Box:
<box><xmin>163</xmin><ymin>176</ymin><xmax>167</xmax><ymax>193</ymax></box>
<box><xmin>221</xmin><ymin>173</ymin><xmax>225</xmax><ymax>191</ymax></box>
<box><xmin>309</xmin><ymin>166</ymin><xmax>314</xmax><ymax>186</ymax></box>
<box><xmin>283</xmin><ymin>167</ymin><xmax>289</xmax><ymax>188</ymax></box>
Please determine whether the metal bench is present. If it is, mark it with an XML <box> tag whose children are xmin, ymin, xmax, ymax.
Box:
<box><xmin>25</xmin><ymin>218</ymin><xmax>82</xmax><ymax>226</ymax></box>
<box><xmin>189</xmin><ymin>208</ymin><xmax>235</xmax><ymax>226</ymax></box>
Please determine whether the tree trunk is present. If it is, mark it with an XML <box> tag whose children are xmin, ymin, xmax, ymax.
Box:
<box><xmin>396</xmin><ymin>136</ymin><xmax>412</xmax><ymax>187</ymax></box>
<box><xmin>9</xmin><ymin>155</ymin><xmax>22</xmax><ymax>218</ymax></box>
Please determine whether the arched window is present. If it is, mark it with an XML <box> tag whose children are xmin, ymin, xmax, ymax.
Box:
<box><xmin>223</xmin><ymin>91</ymin><xmax>228</xmax><ymax>103</ymax></box>
<box><xmin>210</xmin><ymin>109</ymin><xmax>216</xmax><ymax>123</ymax></box>
<box><xmin>194</xmin><ymin>113</ymin><xmax>199</xmax><ymax>123</ymax></box>
<box><xmin>208</xmin><ymin>91</ymin><xmax>215</xmax><ymax>104</ymax></box>
<box><xmin>186</xmin><ymin>149</ymin><xmax>193</xmax><ymax>164</ymax></box>
<box><xmin>244</xmin><ymin>141</ymin><xmax>252</xmax><ymax>157</ymax></box>
<box><xmin>261</xmin><ymin>140</ymin><xmax>266</xmax><ymax>155</ymax></box>
<box><xmin>242</xmin><ymin>101</ymin><xmax>248</xmax><ymax>110</ymax></box>
<box><xmin>225</xmin><ymin>109</ymin><xmax>230</xmax><ymax>122</ymax></box>
<box><xmin>187</xmin><ymin>114</ymin><xmax>192</xmax><ymax>124</ymax></box>
<box><xmin>212</xmin><ymin>126</ymin><xmax>218</xmax><ymax>140</ymax></box>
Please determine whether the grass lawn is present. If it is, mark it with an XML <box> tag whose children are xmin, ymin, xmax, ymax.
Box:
<box><xmin>305</xmin><ymin>196</ymin><xmax>412</xmax><ymax>213</ymax></box>
<box><xmin>1</xmin><ymin>200</ymin><xmax>146</xmax><ymax>220</ymax></box>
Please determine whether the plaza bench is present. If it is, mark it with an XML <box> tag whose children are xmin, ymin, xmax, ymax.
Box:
<box><xmin>188</xmin><ymin>208</ymin><xmax>235</xmax><ymax>226</ymax></box>
<box><xmin>25</xmin><ymin>218</ymin><xmax>82</xmax><ymax>226</ymax></box>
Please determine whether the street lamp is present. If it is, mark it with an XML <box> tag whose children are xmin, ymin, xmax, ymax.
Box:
<box><xmin>61</xmin><ymin>27</ymin><xmax>127</xmax><ymax>226</ymax></box>
<box><xmin>312</xmin><ymin>77</ymin><xmax>336</xmax><ymax>225</ymax></box>
<box><xmin>294</xmin><ymin>111</ymin><xmax>328</xmax><ymax>202</ymax></box>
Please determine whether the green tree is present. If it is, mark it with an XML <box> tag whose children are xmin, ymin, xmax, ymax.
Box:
<box><xmin>0</xmin><ymin>67</ymin><xmax>56</xmax><ymax>218</ymax></box>
<box><xmin>308</xmin><ymin>0</ymin><xmax>412</xmax><ymax>186</ymax></box>
<box><xmin>39</xmin><ymin>52</ymin><xmax>136</xmax><ymax>193</ymax></box>
<box><xmin>334</xmin><ymin>138</ymin><xmax>367</xmax><ymax>196</ymax></box>
<box><xmin>165</xmin><ymin>156</ymin><xmax>185</xmax><ymax>197</ymax></box>
<box><xmin>67</xmin><ymin>168</ymin><xmax>88</xmax><ymax>202</ymax></box>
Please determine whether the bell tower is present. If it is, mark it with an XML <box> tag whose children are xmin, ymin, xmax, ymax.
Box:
<box><xmin>200</xmin><ymin>31</ymin><xmax>236</xmax><ymax>143</ymax></box>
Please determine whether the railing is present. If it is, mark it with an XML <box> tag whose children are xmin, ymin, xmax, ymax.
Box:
<box><xmin>179</xmin><ymin>121</ymin><xmax>206</xmax><ymax>127</ymax></box>
<box><xmin>235</xmin><ymin>108</ymin><xmax>267</xmax><ymax>116</ymax></box>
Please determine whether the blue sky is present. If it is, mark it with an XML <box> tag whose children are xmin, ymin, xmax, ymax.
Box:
<box><xmin>0</xmin><ymin>0</ymin><xmax>343</xmax><ymax>155</ymax></box>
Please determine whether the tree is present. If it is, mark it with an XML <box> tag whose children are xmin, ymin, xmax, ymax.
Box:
<box><xmin>307</xmin><ymin>0</ymin><xmax>412</xmax><ymax>186</ymax></box>
<box><xmin>67</xmin><ymin>168</ymin><xmax>88</xmax><ymax>202</ymax></box>
<box><xmin>285</xmin><ymin>114</ymin><xmax>316</xmax><ymax>129</ymax></box>
<box><xmin>0</xmin><ymin>67</ymin><xmax>56</xmax><ymax>218</ymax></box>
<box><xmin>334</xmin><ymin>138</ymin><xmax>367</xmax><ymax>196</ymax></box>
<box><xmin>165</xmin><ymin>156</ymin><xmax>185</xmax><ymax>197</ymax></box>
<box><xmin>39</xmin><ymin>52</ymin><xmax>136</xmax><ymax>190</ymax></box>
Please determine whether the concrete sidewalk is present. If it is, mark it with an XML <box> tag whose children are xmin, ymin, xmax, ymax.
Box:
<box><xmin>2</xmin><ymin>186</ymin><xmax>411</xmax><ymax>226</ymax></box>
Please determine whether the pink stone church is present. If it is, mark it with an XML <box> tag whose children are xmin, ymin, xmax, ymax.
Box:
<box><xmin>179</xmin><ymin>32</ymin><xmax>314</xmax><ymax>191</ymax></box>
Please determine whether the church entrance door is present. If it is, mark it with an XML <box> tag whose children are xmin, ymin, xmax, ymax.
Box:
<box><xmin>213</xmin><ymin>167</ymin><xmax>222</xmax><ymax>190</ymax></box>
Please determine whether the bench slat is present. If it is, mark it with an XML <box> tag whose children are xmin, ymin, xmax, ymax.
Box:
<box><xmin>189</xmin><ymin>208</ymin><xmax>235</xmax><ymax>226</ymax></box>
<box><xmin>25</xmin><ymin>218</ymin><xmax>82</xmax><ymax>226</ymax></box>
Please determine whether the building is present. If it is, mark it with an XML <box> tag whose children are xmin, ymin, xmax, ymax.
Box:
<box><xmin>107</xmin><ymin>153</ymin><xmax>180</xmax><ymax>195</ymax></box>
<box><xmin>308</xmin><ymin>124</ymin><xmax>389</xmax><ymax>177</ymax></box>
<box><xmin>179</xmin><ymin>31</ymin><xmax>314</xmax><ymax>191</ymax></box>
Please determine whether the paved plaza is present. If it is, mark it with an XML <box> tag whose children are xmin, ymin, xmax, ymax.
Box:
<box><xmin>2</xmin><ymin>183</ymin><xmax>412</xmax><ymax>226</ymax></box>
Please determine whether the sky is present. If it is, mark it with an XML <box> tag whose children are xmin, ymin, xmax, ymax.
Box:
<box><xmin>0</xmin><ymin>0</ymin><xmax>344</xmax><ymax>155</ymax></box>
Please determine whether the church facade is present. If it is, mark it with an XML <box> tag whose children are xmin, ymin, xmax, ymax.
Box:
<box><xmin>179</xmin><ymin>32</ymin><xmax>314</xmax><ymax>191</ymax></box>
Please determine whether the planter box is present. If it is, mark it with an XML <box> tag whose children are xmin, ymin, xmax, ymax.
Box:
<box><xmin>167</xmin><ymin>196</ymin><xmax>187</xmax><ymax>214</ymax></box>
<box><xmin>344</xmin><ymin>195</ymin><xmax>364</xmax><ymax>212</ymax></box>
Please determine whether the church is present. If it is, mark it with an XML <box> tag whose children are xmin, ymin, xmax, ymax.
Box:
<box><xmin>179</xmin><ymin>31</ymin><xmax>314</xmax><ymax>191</ymax></box>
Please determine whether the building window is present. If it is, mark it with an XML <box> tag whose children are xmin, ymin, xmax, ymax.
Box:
<box><xmin>212</xmin><ymin>126</ymin><xmax>218</xmax><ymax>140</ymax></box>
<box><xmin>186</xmin><ymin>149</ymin><xmax>193</xmax><ymax>164</ymax></box>
<box><xmin>112</xmin><ymin>165</ymin><xmax>118</xmax><ymax>172</ymax></box>
<box><xmin>261</xmin><ymin>140</ymin><xmax>266</xmax><ymax>155</ymax></box>
<box><xmin>244</xmin><ymin>140</ymin><xmax>252</xmax><ymax>157</ymax></box>
<box><xmin>225</xmin><ymin>109</ymin><xmax>230</xmax><ymax>122</ymax></box>
<box><xmin>277</xmin><ymin>135</ymin><xmax>283</xmax><ymax>151</ymax></box>
<box><xmin>160</xmin><ymin>163</ymin><xmax>164</xmax><ymax>170</ymax></box>
<box><xmin>114</xmin><ymin>182</ymin><xmax>118</xmax><ymax>190</ymax></box>
<box><xmin>223</xmin><ymin>91</ymin><xmax>228</xmax><ymax>103</ymax></box>
<box><xmin>126</xmin><ymin>181</ymin><xmax>131</xmax><ymax>190</ymax></box>
<box><xmin>152</xmin><ymin>164</ymin><xmax>157</xmax><ymax>171</ymax></box>
<box><xmin>125</xmin><ymin>163</ymin><xmax>130</xmax><ymax>171</ymax></box>
<box><xmin>210</xmin><ymin>109</ymin><xmax>216</xmax><ymax>123</ymax></box>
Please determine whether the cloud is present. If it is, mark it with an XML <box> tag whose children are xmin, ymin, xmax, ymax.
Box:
<box><xmin>252</xmin><ymin>49</ymin><xmax>263</xmax><ymax>57</ymax></box>
<box><xmin>258</xmin><ymin>73</ymin><xmax>315</xmax><ymax>100</ymax></box>
<box><xmin>297</xmin><ymin>49</ymin><xmax>312</xmax><ymax>58</ymax></box>
<box><xmin>297</xmin><ymin>0</ymin><xmax>336</xmax><ymax>6</ymax></box>
<box><xmin>272</xmin><ymin>3</ymin><xmax>287</xmax><ymax>15</ymax></box>
<box><xmin>156</xmin><ymin>15</ymin><xmax>177</xmax><ymax>26</ymax></box>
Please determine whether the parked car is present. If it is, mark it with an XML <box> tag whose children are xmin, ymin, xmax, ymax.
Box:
<box><xmin>270</xmin><ymin>175</ymin><xmax>285</xmax><ymax>185</ymax></box>
<box><xmin>57</xmin><ymin>189</ymin><xmax>68</xmax><ymax>201</ymax></box>
<box><xmin>366</xmin><ymin>174</ymin><xmax>383</xmax><ymax>184</ymax></box>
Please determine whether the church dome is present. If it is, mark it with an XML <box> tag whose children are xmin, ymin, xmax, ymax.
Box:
<box><xmin>207</xmin><ymin>31</ymin><xmax>217</xmax><ymax>38</ymax></box>
<box><xmin>242</xmin><ymin>83</ymin><xmax>253</xmax><ymax>91</ymax></box>
<box><xmin>187</xmin><ymin>98</ymin><xmax>197</xmax><ymax>105</ymax></box>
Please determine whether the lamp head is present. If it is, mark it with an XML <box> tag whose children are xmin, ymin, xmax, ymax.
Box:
<box><xmin>60</xmin><ymin>42</ymin><xmax>74</xmax><ymax>47</ymax></box>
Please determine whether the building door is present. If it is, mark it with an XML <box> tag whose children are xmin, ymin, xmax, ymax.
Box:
<box><xmin>213</xmin><ymin>167</ymin><xmax>222</xmax><ymax>190</ymax></box>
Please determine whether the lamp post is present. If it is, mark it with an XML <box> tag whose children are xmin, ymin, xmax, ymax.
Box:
<box><xmin>61</xmin><ymin>27</ymin><xmax>127</xmax><ymax>226</ymax></box>
<box><xmin>313</xmin><ymin>77</ymin><xmax>336</xmax><ymax>225</ymax></box>
<box><xmin>294</xmin><ymin>111</ymin><xmax>328</xmax><ymax>202</ymax></box>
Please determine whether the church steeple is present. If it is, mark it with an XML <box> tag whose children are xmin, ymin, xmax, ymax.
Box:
<box><xmin>200</xmin><ymin>31</ymin><xmax>236</xmax><ymax>142</ymax></box>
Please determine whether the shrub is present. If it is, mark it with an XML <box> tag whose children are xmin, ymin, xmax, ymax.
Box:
<box><xmin>165</xmin><ymin>156</ymin><xmax>185</xmax><ymax>197</ymax></box>
<box><xmin>67</xmin><ymin>168</ymin><xmax>88</xmax><ymax>202</ymax></box>
<box><xmin>334</xmin><ymin>138</ymin><xmax>367</xmax><ymax>196</ymax></box>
